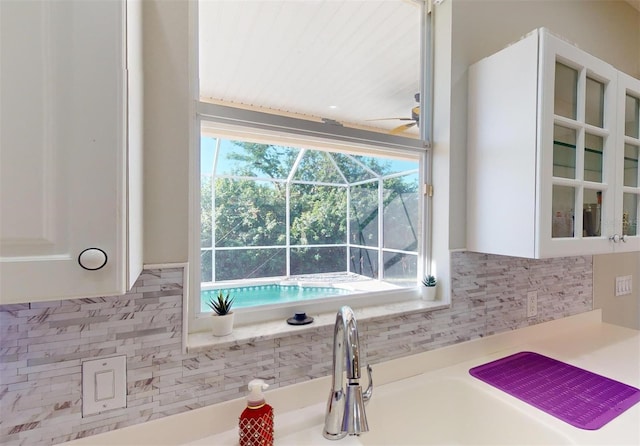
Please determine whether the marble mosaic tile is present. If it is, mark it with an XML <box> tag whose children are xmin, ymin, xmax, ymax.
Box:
<box><xmin>0</xmin><ymin>256</ymin><xmax>593</xmax><ymax>445</ymax></box>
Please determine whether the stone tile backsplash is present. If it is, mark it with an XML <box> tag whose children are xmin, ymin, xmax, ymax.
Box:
<box><xmin>0</xmin><ymin>252</ymin><xmax>592</xmax><ymax>445</ymax></box>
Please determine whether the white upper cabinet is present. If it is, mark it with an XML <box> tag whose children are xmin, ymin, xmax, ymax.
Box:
<box><xmin>467</xmin><ymin>28</ymin><xmax>639</xmax><ymax>259</ymax></box>
<box><xmin>0</xmin><ymin>0</ymin><xmax>142</xmax><ymax>304</ymax></box>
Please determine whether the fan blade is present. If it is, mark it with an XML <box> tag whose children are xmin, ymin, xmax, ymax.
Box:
<box><xmin>411</xmin><ymin>106</ymin><xmax>420</xmax><ymax>121</ymax></box>
<box><xmin>366</xmin><ymin>117</ymin><xmax>414</xmax><ymax>122</ymax></box>
<box><xmin>389</xmin><ymin>122</ymin><xmax>417</xmax><ymax>135</ymax></box>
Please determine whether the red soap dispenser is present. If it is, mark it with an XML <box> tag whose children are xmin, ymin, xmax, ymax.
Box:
<box><xmin>239</xmin><ymin>379</ymin><xmax>274</xmax><ymax>446</ymax></box>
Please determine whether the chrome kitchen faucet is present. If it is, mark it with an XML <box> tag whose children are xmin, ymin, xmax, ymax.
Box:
<box><xmin>323</xmin><ymin>305</ymin><xmax>373</xmax><ymax>440</ymax></box>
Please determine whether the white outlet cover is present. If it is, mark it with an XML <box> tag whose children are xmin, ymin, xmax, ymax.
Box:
<box><xmin>82</xmin><ymin>356</ymin><xmax>127</xmax><ymax>417</ymax></box>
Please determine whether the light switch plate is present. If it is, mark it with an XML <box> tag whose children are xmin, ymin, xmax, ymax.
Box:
<box><xmin>615</xmin><ymin>275</ymin><xmax>633</xmax><ymax>297</ymax></box>
<box><xmin>82</xmin><ymin>356</ymin><xmax>127</xmax><ymax>417</ymax></box>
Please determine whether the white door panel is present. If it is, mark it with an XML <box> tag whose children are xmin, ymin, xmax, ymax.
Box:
<box><xmin>0</xmin><ymin>0</ymin><xmax>127</xmax><ymax>303</ymax></box>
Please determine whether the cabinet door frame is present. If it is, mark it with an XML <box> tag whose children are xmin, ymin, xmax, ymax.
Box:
<box><xmin>616</xmin><ymin>71</ymin><xmax>640</xmax><ymax>252</ymax></box>
<box><xmin>537</xmin><ymin>30</ymin><xmax>619</xmax><ymax>258</ymax></box>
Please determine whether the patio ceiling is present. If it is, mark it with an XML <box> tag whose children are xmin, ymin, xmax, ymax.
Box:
<box><xmin>198</xmin><ymin>0</ymin><xmax>422</xmax><ymax>136</ymax></box>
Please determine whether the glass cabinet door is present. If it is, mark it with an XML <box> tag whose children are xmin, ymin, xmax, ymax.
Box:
<box><xmin>619</xmin><ymin>73</ymin><xmax>640</xmax><ymax>243</ymax></box>
<box><xmin>551</xmin><ymin>60</ymin><xmax>614</xmax><ymax>242</ymax></box>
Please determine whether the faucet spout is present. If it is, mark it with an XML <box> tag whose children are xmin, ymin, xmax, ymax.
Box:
<box><xmin>323</xmin><ymin>306</ymin><xmax>372</xmax><ymax>440</ymax></box>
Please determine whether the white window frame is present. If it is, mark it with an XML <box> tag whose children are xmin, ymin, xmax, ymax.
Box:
<box><xmin>188</xmin><ymin>1</ymin><xmax>433</xmax><ymax>334</ymax></box>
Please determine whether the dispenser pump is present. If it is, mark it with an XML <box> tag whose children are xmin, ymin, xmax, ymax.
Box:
<box><xmin>247</xmin><ymin>379</ymin><xmax>268</xmax><ymax>408</ymax></box>
<box><xmin>239</xmin><ymin>379</ymin><xmax>274</xmax><ymax>445</ymax></box>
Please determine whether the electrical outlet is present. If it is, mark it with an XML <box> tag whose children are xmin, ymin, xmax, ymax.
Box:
<box><xmin>615</xmin><ymin>275</ymin><xmax>633</xmax><ymax>296</ymax></box>
<box><xmin>527</xmin><ymin>291</ymin><xmax>538</xmax><ymax>318</ymax></box>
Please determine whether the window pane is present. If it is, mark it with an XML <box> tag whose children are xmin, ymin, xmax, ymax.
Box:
<box><xmin>290</xmin><ymin>184</ymin><xmax>347</xmax><ymax>245</ymax></box>
<box><xmin>215</xmin><ymin>140</ymin><xmax>300</xmax><ymax>178</ymax></box>
<box><xmin>200</xmin><ymin>133</ymin><xmax>422</xmax><ymax>309</ymax></box>
<box><xmin>623</xmin><ymin>193</ymin><xmax>638</xmax><ymax>236</ymax></box>
<box><xmin>201</xmin><ymin>136</ymin><xmax>216</xmax><ymax>175</ymax></box>
<box><xmin>383</xmin><ymin>252</ymin><xmax>417</xmax><ymax>286</ymax></box>
<box><xmin>352</xmin><ymin>155</ymin><xmax>418</xmax><ymax>175</ymax></box>
<box><xmin>555</xmin><ymin>62</ymin><xmax>578</xmax><ymax>119</ymax></box>
<box><xmin>332</xmin><ymin>153</ymin><xmax>376</xmax><ymax>183</ymax></box>
<box><xmin>553</xmin><ymin>125</ymin><xmax>576</xmax><ymax>179</ymax></box>
<box><xmin>584</xmin><ymin>133</ymin><xmax>603</xmax><ymax>183</ymax></box>
<box><xmin>349</xmin><ymin>247</ymin><xmax>378</xmax><ymax>279</ymax></box>
<box><xmin>583</xmin><ymin>189</ymin><xmax>602</xmax><ymax>237</ymax></box>
<box><xmin>624</xmin><ymin>144</ymin><xmax>639</xmax><ymax>187</ymax></box>
<box><xmin>204</xmin><ymin>285</ymin><xmax>349</xmax><ymax>311</ymax></box>
<box><xmin>383</xmin><ymin>174</ymin><xmax>419</xmax><ymax>251</ymax></box>
<box><xmin>552</xmin><ymin>185</ymin><xmax>575</xmax><ymax>238</ymax></box>
<box><xmin>585</xmin><ymin>77</ymin><xmax>604</xmax><ymax>128</ymax></box>
<box><xmin>199</xmin><ymin>1</ymin><xmax>422</xmax><ymax>137</ymax></box>
<box><xmin>201</xmin><ymin>175</ymin><xmax>213</xmax><ymax>247</ymax></box>
<box><xmin>215</xmin><ymin>248</ymin><xmax>286</xmax><ymax>281</ymax></box>
<box><xmin>350</xmin><ymin>182</ymin><xmax>379</xmax><ymax>247</ymax></box>
<box><xmin>294</xmin><ymin>151</ymin><xmax>345</xmax><ymax>184</ymax></box>
<box><xmin>215</xmin><ymin>179</ymin><xmax>286</xmax><ymax>247</ymax></box>
<box><xmin>625</xmin><ymin>94</ymin><xmax>640</xmax><ymax>138</ymax></box>
<box><xmin>201</xmin><ymin>250</ymin><xmax>212</xmax><ymax>283</ymax></box>
<box><xmin>291</xmin><ymin>246</ymin><xmax>347</xmax><ymax>275</ymax></box>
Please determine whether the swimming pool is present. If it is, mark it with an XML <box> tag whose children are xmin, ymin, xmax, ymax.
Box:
<box><xmin>201</xmin><ymin>284</ymin><xmax>351</xmax><ymax>311</ymax></box>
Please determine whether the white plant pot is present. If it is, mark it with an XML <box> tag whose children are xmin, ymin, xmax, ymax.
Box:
<box><xmin>422</xmin><ymin>286</ymin><xmax>437</xmax><ymax>301</ymax></box>
<box><xmin>211</xmin><ymin>312</ymin><xmax>234</xmax><ymax>336</ymax></box>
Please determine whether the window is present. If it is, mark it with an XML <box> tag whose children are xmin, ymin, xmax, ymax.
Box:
<box><xmin>199</xmin><ymin>133</ymin><xmax>423</xmax><ymax>315</ymax></box>
<box><xmin>191</xmin><ymin>0</ymin><xmax>431</xmax><ymax>331</ymax></box>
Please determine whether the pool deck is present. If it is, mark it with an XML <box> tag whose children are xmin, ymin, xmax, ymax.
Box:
<box><xmin>278</xmin><ymin>272</ymin><xmax>406</xmax><ymax>292</ymax></box>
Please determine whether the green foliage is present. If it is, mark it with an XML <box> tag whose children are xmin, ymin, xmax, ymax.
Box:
<box><xmin>290</xmin><ymin>184</ymin><xmax>347</xmax><ymax>245</ymax></box>
<box><xmin>201</xmin><ymin>175</ymin><xmax>213</xmax><ymax>248</ymax></box>
<box><xmin>214</xmin><ymin>178</ymin><xmax>286</xmax><ymax>247</ymax></box>
<box><xmin>206</xmin><ymin>291</ymin><xmax>234</xmax><ymax>315</ymax></box>
<box><xmin>422</xmin><ymin>275</ymin><xmax>437</xmax><ymax>287</ymax></box>
<box><xmin>200</xmin><ymin>139</ymin><xmax>420</xmax><ymax>284</ymax></box>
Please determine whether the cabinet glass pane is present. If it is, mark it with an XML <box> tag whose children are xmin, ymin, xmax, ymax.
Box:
<box><xmin>555</xmin><ymin>62</ymin><xmax>578</xmax><ymax>119</ymax></box>
<box><xmin>584</xmin><ymin>133</ymin><xmax>604</xmax><ymax>183</ymax></box>
<box><xmin>585</xmin><ymin>77</ymin><xmax>604</xmax><ymax>128</ymax></box>
<box><xmin>552</xmin><ymin>185</ymin><xmax>575</xmax><ymax>238</ymax></box>
<box><xmin>583</xmin><ymin>189</ymin><xmax>602</xmax><ymax>237</ymax></box>
<box><xmin>622</xmin><ymin>193</ymin><xmax>638</xmax><ymax>236</ymax></box>
<box><xmin>553</xmin><ymin>125</ymin><xmax>576</xmax><ymax>179</ymax></box>
<box><xmin>625</xmin><ymin>94</ymin><xmax>640</xmax><ymax>138</ymax></box>
<box><xmin>624</xmin><ymin>144</ymin><xmax>639</xmax><ymax>187</ymax></box>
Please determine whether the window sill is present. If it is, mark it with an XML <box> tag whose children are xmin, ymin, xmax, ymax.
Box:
<box><xmin>186</xmin><ymin>298</ymin><xmax>449</xmax><ymax>353</ymax></box>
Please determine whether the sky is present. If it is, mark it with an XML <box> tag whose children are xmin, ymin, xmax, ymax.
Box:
<box><xmin>200</xmin><ymin>136</ymin><xmax>419</xmax><ymax>179</ymax></box>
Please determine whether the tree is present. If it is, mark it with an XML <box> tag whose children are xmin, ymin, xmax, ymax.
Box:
<box><xmin>201</xmin><ymin>139</ymin><xmax>419</xmax><ymax>283</ymax></box>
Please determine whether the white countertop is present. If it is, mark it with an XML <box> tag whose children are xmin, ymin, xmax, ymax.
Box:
<box><xmin>65</xmin><ymin>310</ymin><xmax>640</xmax><ymax>446</ymax></box>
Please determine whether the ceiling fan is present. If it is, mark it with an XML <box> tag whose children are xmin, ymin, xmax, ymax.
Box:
<box><xmin>368</xmin><ymin>93</ymin><xmax>420</xmax><ymax>135</ymax></box>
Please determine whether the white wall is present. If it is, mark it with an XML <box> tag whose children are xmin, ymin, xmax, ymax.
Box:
<box><xmin>143</xmin><ymin>0</ymin><xmax>191</xmax><ymax>264</ymax></box>
<box><xmin>593</xmin><ymin>252</ymin><xmax>640</xmax><ymax>329</ymax></box>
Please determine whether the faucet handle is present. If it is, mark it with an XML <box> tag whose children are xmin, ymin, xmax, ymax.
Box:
<box><xmin>363</xmin><ymin>364</ymin><xmax>373</xmax><ymax>403</ymax></box>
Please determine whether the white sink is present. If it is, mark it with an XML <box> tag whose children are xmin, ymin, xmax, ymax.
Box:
<box><xmin>274</xmin><ymin>375</ymin><xmax>573</xmax><ymax>445</ymax></box>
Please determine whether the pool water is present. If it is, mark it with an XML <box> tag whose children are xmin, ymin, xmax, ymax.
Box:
<box><xmin>201</xmin><ymin>284</ymin><xmax>351</xmax><ymax>311</ymax></box>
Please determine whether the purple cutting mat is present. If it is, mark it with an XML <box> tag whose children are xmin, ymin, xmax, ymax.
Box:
<box><xmin>469</xmin><ymin>351</ymin><xmax>640</xmax><ymax>430</ymax></box>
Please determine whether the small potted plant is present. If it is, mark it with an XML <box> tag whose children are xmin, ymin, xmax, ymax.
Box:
<box><xmin>422</xmin><ymin>274</ymin><xmax>437</xmax><ymax>301</ymax></box>
<box><xmin>207</xmin><ymin>291</ymin><xmax>235</xmax><ymax>336</ymax></box>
